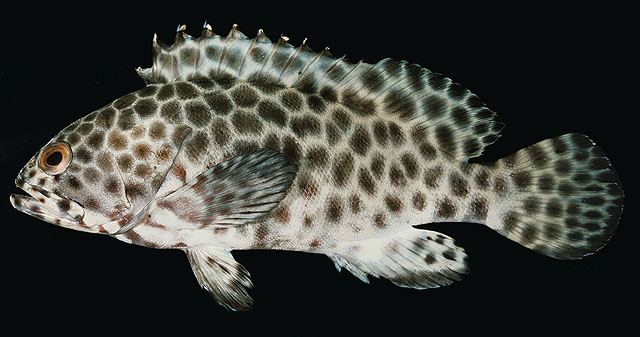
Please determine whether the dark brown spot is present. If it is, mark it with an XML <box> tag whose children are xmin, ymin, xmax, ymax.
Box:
<box><xmin>343</xmin><ymin>92</ymin><xmax>376</xmax><ymax>116</ymax></box>
<box><xmin>442</xmin><ymin>250</ymin><xmax>456</xmax><ymax>261</ymax></box>
<box><xmin>306</xmin><ymin>146</ymin><xmax>329</xmax><ymax>169</ymax></box>
<box><xmin>232</xmin><ymin>111</ymin><xmax>263</xmax><ymax>134</ymax></box>
<box><xmin>75</xmin><ymin>147</ymin><xmax>93</xmax><ymax>163</ymax></box>
<box><xmin>449</xmin><ymin>172</ymin><xmax>469</xmax><ymax>197</ymax></box>
<box><xmin>503</xmin><ymin>211</ymin><xmax>519</xmax><ymax>232</ymax></box>
<box><xmin>113</xmin><ymin>94</ymin><xmax>136</xmax><ymax>110</ymax></box>
<box><xmin>107</xmin><ymin>131</ymin><xmax>127</xmax><ymax>150</ymax></box>
<box><xmin>131</xmin><ymin>126</ymin><xmax>146</xmax><ymax>139</ymax></box>
<box><xmin>436</xmin><ymin>198</ymin><xmax>456</xmax><ymax>218</ymax></box>
<box><xmin>350</xmin><ymin>126</ymin><xmax>372</xmax><ymax>156</ymax></box>
<box><xmin>520</xmin><ymin>226</ymin><xmax>538</xmax><ymax>245</ymax></box>
<box><xmin>385</xmin><ymin>195</ymin><xmax>403</xmax><ymax>213</ymax></box>
<box><xmin>423</xmin><ymin>165</ymin><xmax>443</xmax><ymax>188</ymax></box>
<box><xmin>185</xmin><ymin>101</ymin><xmax>212</xmax><ymax>127</ymax></box>
<box><xmin>95</xmin><ymin>153</ymin><xmax>113</xmax><ymax>171</ymax></box>
<box><xmin>104</xmin><ymin>176</ymin><xmax>120</xmax><ymax>194</ymax></box>
<box><xmin>173</xmin><ymin>164</ymin><xmax>187</xmax><ymax>183</ymax></box>
<box><xmin>412</xmin><ymin>192</ymin><xmax>426</xmax><ymax>211</ymax></box>
<box><xmin>204</xmin><ymin>92</ymin><xmax>233</xmax><ymax>115</ymax></box>
<box><xmin>257</xmin><ymin>100</ymin><xmax>288</xmax><ymax>127</ymax></box>
<box><xmin>116</xmin><ymin>109</ymin><xmax>136</xmax><ymax>130</ymax></box>
<box><xmin>134</xmin><ymin>164</ymin><xmax>152</xmax><ymax>178</ymax></box>
<box><xmin>326</xmin><ymin>196</ymin><xmax>343</xmax><ymax>223</ymax></box>
<box><xmin>303</xmin><ymin>215</ymin><xmax>313</xmax><ymax>228</ymax></box>
<box><xmin>528</xmin><ymin>144</ymin><xmax>549</xmax><ymax>167</ymax></box>
<box><xmin>290</xmin><ymin>115</ymin><xmax>321</xmax><ymax>138</ymax></box>
<box><xmin>156</xmin><ymin>85</ymin><xmax>175</xmax><ymax>101</ymax></box>
<box><xmin>332</xmin><ymin>152</ymin><xmax>354</xmax><ymax>187</ymax></box>
<box><xmin>373</xmin><ymin>121</ymin><xmax>388</xmax><ymax>146</ymax></box>
<box><xmin>349</xmin><ymin>194</ymin><xmax>362</xmax><ymax>214</ymax></box>
<box><xmin>469</xmin><ymin>197</ymin><xmax>488</xmax><ymax>220</ymax></box>
<box><xmin>310</xmin><ymin>239</ymin><xmax>321</xmax><ymax>249</ymax></box>
<box><xmin>138</xmin><ymin>85</ymin><xmax>158</xmax><ymax>97</ymax></box>
<box><xmin>211</xmin><ymin>118</ymin><xmax>230</xmax><ymax>146</ymax></box>
<box><xmin>401</xmin><ymin>153</ymin><xmax>419</xmax><ymax>179</ymax></box>
<box><xmin>568</xmin><ymin>231</ymin><xmax>583</xmax><ymax>242</ymax></box>
<box><xmin>332</xmin><ymin>108</ymin><xmax>351</xmax><ymax>132</ymax></box>
<box><xmin>282</xmin><ymin>136</ymin><xmax>301</xmax><ymax>163</ymax></box>
<box><xmin>149</xmin><ymin>122</ymin><xmax>166</xmax><ymax>140</ymax></box>
<box><xmin>77</xmin><ymin>123</ymin><xmax>93</xmax><ymax>135</ymax></box>
<box><xmin>388</xmin><ymin>122</ymin><xmax>405</xmax><ymax>146</ymax></box>
<box><xmin>298</xmin><ymin>174</ymin><xmax>319</xmax><ymax>199</ymax></box>
<box><xmin>325</xmin><ymin>122</ymin><xmax>342</xmax><ymax>146</ymax></box>
<box><xmin>94</xmin><ymin>107</ymin><xmax>117</xmax><ymax>129</ymax></box>
<box><xmin>232</xmin><ymin>140</ymin><xmax>259</xmax><ymax>155</ymax></box>
<box><xmin>58</xmin><ymin>199</ymin><xmax>71</xmax><ymax>212</ymax></box>
<box><xmin>262</xmin><ymin>133</ymin><xmax>280</xmax><ymax>152</ymax></box>
<box><xmin>425</xmin><ymin>95</ymin><xmax>447</xmax><ymax>117</ymax></box>
<box><xmin>435</xmin><ymin>125</ymin><xmax>456</xmax><ymax>155</ymax></box>
<box><xmin>230</xmin><ymin>84</ymin><xmax>259</xmax><ymax>107</ymax></box>
<box><xmin>175</xmin><ymin>82</ymin><xmax>199</xmax><ymax>99</ymax></box>
<box><xmin>371</xmin><ymin>154</ymin><xmax>385</xmax><ymax>179</ymax></box>
<box><xmin>172</xmin><ymin>125</ymin><xmax>192</xmax><ymax>146</ymax></box>
<box><xmin>493</xmin><ymin>176</ymin><xmax>508</xmax><ymax>196</ymax></box>
<box><xmin>117</xmin><ymin>154</ymin><xmax>133</xmax><ymax>171</ymax></box>
<box><xmin>67</xmin><ymin>176</ymin><xmax>82</xmax><ymax>191</ymax></box>
<box><xmin>133</xmin><ymin>143</ymin><xmax>151</xmax><ymax>160</ymax></box>
<box><xmin>524</xmin><ymin>197</ymin><xmax>541</xmax><ymax>214</ymax></box>
<box><xmin>281</xmin><ymin>91</ymin><xmax>303</xmax><ymax>111</ymax></box>
<box><xmin>546</xmin><ymin>199</ymin><xmax>563</xmax><ymax>217</ymax></box>
<box><xmin>275</xmin><ymin>207</ymin><xmax>290</xmax><ymax>224</ymax></box>
<box><xmin>65</xmin><ymin>133</ymin><xmax>80</xmax><ymax>145</ymax></box>
<box><xmin>389</xmin><ymin>163</ymin><xmax>407</xmax><ymax>187</ymax></box>
<box><xmin>474</xmin><ymin>168</ymin><xmax>490</xmax><ymax>189</ymax></box>
<box><xmin>424</xmin><ymin>254</ymin><xmax>436</xmax><ymax>264</ymax></box>
<box><xmin>157</xmin><ymin>144</ymin><xmax>173</xmax><ymax>162</ymax></box>
<box><xmin>125</xmin><ymin>183</ymin><xmax>146</xmax><ymax>200</ymax></box>
<box><xmin>307</xmin><ymin>95</ymin><xmax>326</xmax><ymax>114</ymax></box>
<box><xmin>538</xmin><ymin>174</ymin><xmax>556</xmax><ymax>191</ymax></box>
<box><xmin>133</xmin><ymin>98</ymin><xmax>158</xmax><ymax>118</ymax></box>
<box><xmin>374</xmin><ymin>213</ymin><xmax>386</xmax><ymax>228</ymax></box>
<box><xmin>320</xmin><ymin>87</ymin><xmax>338</xmax><ymax>103</ymax></box>
<box><xmin>512</xmin><ymin>171</ymin><xmax>532</xmax><ymax>190</ymax></box>
<box><xmin>82</xmin><ymin>167</ymin><xmax>100</xmax><ymax>183</ymax></box>
<box><xmin>160</xmin><ymin>101</ymin><xmax>181</xmax><ymax>124</ymax></box>
<box><xmin>358</xmin><ymin>168</ymin><xmax>376</xmax><ymax>196</ymax></box>
<box><xmin>86</xmin><ymin>130</ymin><xmax>105</xmax><ymax>150</ymax></box>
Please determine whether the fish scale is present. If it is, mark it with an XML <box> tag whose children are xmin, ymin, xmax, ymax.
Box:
<box><xmin>10</xmin><ymin>23</ymin><xmax>623</xmax><ymax>311</ymax></box>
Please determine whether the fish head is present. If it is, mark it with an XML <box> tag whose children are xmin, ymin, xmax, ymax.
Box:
<box><xmin>10</xmin><ymin>108</ymin><xmax>143</xmax><ymax>234</ymax></box>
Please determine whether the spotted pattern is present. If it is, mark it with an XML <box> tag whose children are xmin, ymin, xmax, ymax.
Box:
<box><xmin>22</xmin><ymin>28</ymin><xmax>621</xmax><ymax>306</ymax></box>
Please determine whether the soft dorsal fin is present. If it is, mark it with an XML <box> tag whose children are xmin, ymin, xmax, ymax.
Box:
<box><xmin>137</xmin><ymin>23</ymin><xmax>503</xmax><ymax>160</ymax></box>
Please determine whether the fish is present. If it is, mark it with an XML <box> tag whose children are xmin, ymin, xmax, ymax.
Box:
<box><xmin>10</xmin><ymin>23</ymin><xmax>624</xmax><ymax>311</ymax></box>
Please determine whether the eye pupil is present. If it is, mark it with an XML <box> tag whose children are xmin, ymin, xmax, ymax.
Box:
<box><xmin>46</xmin><ymin>151</ymin><xmax>63</xmax><ymax>166</ymax></box>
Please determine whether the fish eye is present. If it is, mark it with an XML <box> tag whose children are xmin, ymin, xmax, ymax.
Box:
<box><xmin>38</xmin><ymin>142</ymin><xmax>73</xmax><ymax>176</ymax></box>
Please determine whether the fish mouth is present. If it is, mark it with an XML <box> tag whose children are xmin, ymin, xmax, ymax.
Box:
<box><xmin>10</xmin><ymin>177</ymin><xmax>86</xmax><ymax>228</ymax></box>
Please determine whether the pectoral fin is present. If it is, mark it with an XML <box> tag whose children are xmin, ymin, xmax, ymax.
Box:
<box><xmin>160</xmin><ymin>149</ymin><xmax>297</xmax><ymax>227</ymax></box>
<box><xmin>186</xmin><ymin>246</ymin><xmax>253</xmax><ymax>311</ymax></box>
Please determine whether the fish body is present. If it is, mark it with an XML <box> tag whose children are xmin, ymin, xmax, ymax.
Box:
<box><xmin>10</xmin><ymin>24</ymin><xmax>624</xmax><ymax>310</ymax></box>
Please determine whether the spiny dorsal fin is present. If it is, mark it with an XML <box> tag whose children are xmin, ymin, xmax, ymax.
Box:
<box><xmin>138</xmin><ymin>24</ymin><xmax>503</xmax><ymax>160</ymax></box>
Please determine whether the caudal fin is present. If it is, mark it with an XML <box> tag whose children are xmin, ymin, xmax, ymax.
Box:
<box><xmin>488</xmin><ymin>133</ymin><xmax>623</xmax><ymax>259</ymax></box>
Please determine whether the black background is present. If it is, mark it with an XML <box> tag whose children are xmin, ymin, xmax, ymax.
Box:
<box><xmin>0</xmin><ymin>3</ymin><xmax>634</xmax><ymax>335</ymax></box>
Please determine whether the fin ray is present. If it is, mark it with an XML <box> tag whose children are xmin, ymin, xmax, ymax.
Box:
<box><xmin>141</xmin><ymin>25</ymin><xmax>502</xmax><ymax>159</ymax></box>
<box><xmin>488</xmin><ymin>133</ymin><xmax>623</xmax><ymax>259</ymax></box>
<box><xmin>329</xmin><ymin>228</ymin><xmax>468</xmax><ymax>289</ymax></box>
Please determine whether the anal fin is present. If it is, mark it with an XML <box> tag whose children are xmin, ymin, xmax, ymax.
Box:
<box><xmin>186</xmin><ymin>246</ymin><xmax>253</xmax><ymax>311</ymax></box>
<box><xmin>330</xmin><ymin>229</ymin><xmax>469</xmax><ymax>289</ymax></box>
